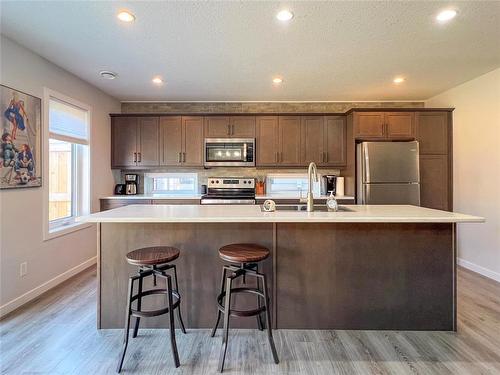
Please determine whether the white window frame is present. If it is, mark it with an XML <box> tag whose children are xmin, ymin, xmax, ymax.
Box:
<box><xmin>144</xmin><ymin>172</ymin><xmax>199</xmax><ymax>196</ymax></box>
<box><xmin>43</xmin><ymin>88</ymin><xmax>92</xmax><ymax>240</ymax></box>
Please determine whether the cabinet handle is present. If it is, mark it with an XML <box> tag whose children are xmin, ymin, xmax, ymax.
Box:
<box><xmin>183</xmin><ymin>152</ymin><xmax>186</xmax><ymax>163</ymax></box>
<box><xmin>178</xmin><ymin>152</ymin><xmax>181</xmax><ymax>163</ymax></box>
<box><xmin>133</xmin><ymin>152</ymin><xmax>137</xmax><ymax>163</ymax></box>
<box><xmin>227</xmin><ymin>124</ymin><xmax>231</xmax><ymax>136</ymax></box>
<box><xmin>138</xmin><ymin>152</ymin><xmax>141</xmax><ymax>162</ymax></box>
<box><xmin>231</xmin><ymin>124</ymin><xmax>234</xmax><ymax>135</ymax></box>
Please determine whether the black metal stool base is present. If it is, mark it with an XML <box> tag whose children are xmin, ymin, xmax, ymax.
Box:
<box><xmin>117</xmin><ymin>264</ymin><xmax>187</xmax><ymax>373</ymax></box>
<box><xmin>210</xmin><ymin>263</ymin><xmax>279</xmax><ymax>372</ymax></box>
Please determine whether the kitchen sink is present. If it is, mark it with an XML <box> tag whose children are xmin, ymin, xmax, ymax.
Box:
<box><xmin>261</xmin><ymin>204</ymin><xmax>354</xmax><ymax>212</ymax></box>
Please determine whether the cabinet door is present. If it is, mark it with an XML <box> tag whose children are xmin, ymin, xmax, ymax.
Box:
<box><xmin>416</xmin><ymin>112</ymin><xmax>449</xmax><ymax>155</ymax></box>
<box><xmin>420</xmin><ymin>155</ymin><xmax>449</xmax><ymax>211</ymax></box>
<box><xmin>204</xmin><ymin>116</ymin><xmax>230</xmax><ymax>138</ymax></box>
<box><xmin>301</xmin><ymin>116</ymin><xmax>324</xmax><ymax>165</ymax></box>
<box><xmin>160</xmin><ymin>116</ymin><xmax>183</xmax><ymax>166</ymax></box>
<box><xmin>137</xmin><ymin>117</ymin><xmax>159</xmax><ymax>167</ymax></box>
<box><xmin>256</xmin><ymin>116</ymin><xmax>279</xmax><ymax>166</ymax></box>
<box><xmin>111</xmin><ymin>117</ymin><xmax>137</xmax><ymax>168</ymax></box>
<box><xmin>353</xmin><ymin>112</ymin><xmax>385</xmax><ymax>139</ymax></box>
<box><xmin>385</xmin><ymin>112</ymin><xmax>415</xmax><ymax>139</ymax></box>
<box><xmin>231</xmin><ymin>116</ymin><xmax>256</xmax><ymax>138</ymax></box>
<box><xmin>279</xmin><ymin>116</ymin><xmax>302</xmax><ymax>166</ymax></box>
<box><xmin>324</xmin><ymin>116</ymin><xmax>347</xmax><ymax>166</ymax></box>
<box><xmin>182</xmin><ymin>116</ymin><xmax>204</xmax><ymax>166</ymax></box>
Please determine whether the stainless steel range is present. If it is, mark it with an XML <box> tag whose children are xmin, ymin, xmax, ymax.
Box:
<box><xmin>201</xmin><ymin>177</ymin><xmax>255</xmax><ymax>205</ymax></box>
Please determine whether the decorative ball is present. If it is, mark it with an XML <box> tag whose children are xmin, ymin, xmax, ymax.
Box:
<box><xmin>19</xmin><ymin>171</ymin><xmax>30</xmax><ymax>184</ymax></box>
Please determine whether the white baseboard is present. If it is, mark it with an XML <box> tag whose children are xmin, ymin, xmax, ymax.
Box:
<box><xmin>0</xmin><ymin>256</ymin><xmax>97</xmax><ymax>318</ymax></box>
<box><xmin>458</xmin><ymin>258</ymin><xmax>500</xmax><ymax>283</ymax></box>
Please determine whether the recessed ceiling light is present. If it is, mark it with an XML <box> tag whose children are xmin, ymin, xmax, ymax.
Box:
<box><xmin>117</xmin><ymin>10</ymin><xmax>135</xmax><ymax>23</ymax></box>
<box><xmin>436</xmin><ymin>9</ymin><xmax>457</xmax><ymax>22</ymax></box>
<box><xmin>393</xmin><ymin>77</ymin><xmax>405</xmax><ymax>84</ymax></box>
<box><xmin>99</xmin><ymin>70</ymin><xmax>117</xmax><ymax>80</ymax></box>
<box><xmin>152</xmin><ymin>77</ymin><xmax>164</xmax><ymax>85</ymax></box>
<box><xmin>276</xmin><ymin>10</ymin><xmax>294</xmax><ymax>21</ymax></box>
<box><xmin>272</xmin><ymin>77</ymin><xmax>283</xmax><ymax>84</ymax></box>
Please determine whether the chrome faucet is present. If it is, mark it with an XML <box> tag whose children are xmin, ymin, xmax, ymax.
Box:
<box><xmin>306</xmin><ymin>162</ymin><xmax>318</xmax><ymax>212</ymax></box>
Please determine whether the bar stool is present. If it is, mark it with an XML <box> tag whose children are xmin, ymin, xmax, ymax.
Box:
<box><xmin>117</xmin><ymin>246</ymin><xmax>186</xmax><ymax>373</ymax></box>
<box><xmin>210</xmin><ymin>243</ymin><xmax>279</xmax><ymax>372</ymax></box>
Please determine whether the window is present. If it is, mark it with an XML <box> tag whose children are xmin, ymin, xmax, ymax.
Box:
<box><xmin>48</xmin><ymin>96</ymin><xmax>90</xmax><ymax>232</ymax></box>
<box><xmin>265</xmin><ymin>174</ymin><xmax>321</xmax><ymax>197</ymax></box>
<box><xmin>144</xmin><ymin>173</ymin><xmax>198</xmax><ymax>196</ymax></box>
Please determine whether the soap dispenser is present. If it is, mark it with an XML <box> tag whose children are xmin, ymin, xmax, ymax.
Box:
<box><xmin>326</xmin><ymin>191</ymin><xmax>338</xmax><ymax>212</ymax></box>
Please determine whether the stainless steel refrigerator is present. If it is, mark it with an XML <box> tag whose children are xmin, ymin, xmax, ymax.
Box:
<box><xmin>356</xmin><ymin>141</ymin><xmax>420</xmax><ymax>205</ymax></box>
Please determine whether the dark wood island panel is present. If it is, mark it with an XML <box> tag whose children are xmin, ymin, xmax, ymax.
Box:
<box><xmin>275</xmin><ymin>223</ymin><xmax>455</xmax><ymax>331</ymax></box>
<box><xmin>98</xmin><ymin>222</ymin><xmax>456</xmax><ymax>331</ymax></box>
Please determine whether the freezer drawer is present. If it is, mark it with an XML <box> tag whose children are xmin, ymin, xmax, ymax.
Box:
<box><xmin>359</xmin><ymin>141</ymin><xmax>420</xmax><ymax>183</ymax></box>
<box><xmin>360</xmin><ymin>183</ymin><xmax>420</xmax><ymax>205</ymax></box>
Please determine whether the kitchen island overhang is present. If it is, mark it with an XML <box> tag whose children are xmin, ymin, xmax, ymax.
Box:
<box><xmin>82</xmin><ymin>205</ymin><xmax>483</xmax><ymax>331</ymax></box>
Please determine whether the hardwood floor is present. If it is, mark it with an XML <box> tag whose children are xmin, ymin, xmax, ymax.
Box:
<box><xmin>1</xmin><ymin>266</ymin><xmax>499</xmax><ymax>374</ymax></box>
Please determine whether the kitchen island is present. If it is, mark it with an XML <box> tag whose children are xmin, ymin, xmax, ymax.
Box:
<box><xmin>82</xmin><ymin>204</ymin><xmax>483</xmax><ymax>331</ymax></box>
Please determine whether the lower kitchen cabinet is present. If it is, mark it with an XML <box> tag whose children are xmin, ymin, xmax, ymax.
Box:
<box><xmin>419</xmin><ymin>155</ymin><xmax>450</xmax><ymax>211</ymax></box>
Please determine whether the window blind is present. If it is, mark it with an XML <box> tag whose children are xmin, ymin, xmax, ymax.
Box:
<box><xmin>49</xmin><ymin>98</ymin><xmax>89</xmax><ymax>145</ymax></box>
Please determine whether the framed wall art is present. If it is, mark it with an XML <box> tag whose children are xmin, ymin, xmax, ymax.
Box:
<box><xmin>0</xmin><ymin>84</ymin><xmax>42</xmax><ymax>189</ymax></box>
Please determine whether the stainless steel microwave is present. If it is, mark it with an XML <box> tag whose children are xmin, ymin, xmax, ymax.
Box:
<box><xmin>204</xmin><ymin>138</ymin><xmax>255</xmax><ymax>167</ymax></box>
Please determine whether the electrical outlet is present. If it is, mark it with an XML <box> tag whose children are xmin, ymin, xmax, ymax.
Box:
<box><xmin>20</xmin><ymin>262</ymin><xmax>27</xmax><ymax>277</ymax></box>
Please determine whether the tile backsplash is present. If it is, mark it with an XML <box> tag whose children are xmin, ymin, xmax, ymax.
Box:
<box><xmin>115</xmin><ymin>167</ymin><xmax>341</xmax><ymax>194</ymax></box>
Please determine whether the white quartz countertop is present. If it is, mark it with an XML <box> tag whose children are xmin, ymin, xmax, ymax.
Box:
<box><xmin>255</xmin><ymin>195</ymin><xmax>355</xmax><ymax>200</ymax></box>
<box><xmin>101</xmin><ymin>194</ymin><xmax>202</xmax><ymax>200</ymax></box>
<box><xmin>101</xmin><ymin>194</ymin><xmax>354</xmax><ymax>201</ymax></box>
<box><xmin>81</xmin><ymin>204</ymin><xmax>484</xmax><ymax>224</ymax></box>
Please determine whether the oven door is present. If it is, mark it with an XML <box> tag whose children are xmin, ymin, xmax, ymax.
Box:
<box><xmin>204</xmin><ymin>138</ymin><xmax>255</xmax><ymax>167</ymax></box>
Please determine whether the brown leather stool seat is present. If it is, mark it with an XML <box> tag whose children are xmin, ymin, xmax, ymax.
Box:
<box><xmin>218</xmin><ymin>243</ymin><xmax>270</xmax><ymax>264</ymax></box>
<box><xmin>126</xmin><ymin>246</ymin><xmax>180</xmax><ymax>266</ymax></box>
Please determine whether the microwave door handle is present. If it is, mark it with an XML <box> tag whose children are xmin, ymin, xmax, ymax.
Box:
<box><xmin>243</xmin><ymin>143</ymin><xmax>247</xmax><ymax>160</ymax></box>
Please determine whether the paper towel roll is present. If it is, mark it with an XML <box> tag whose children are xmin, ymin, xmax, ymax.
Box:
<box><xmin>336</xmin><ymin>177</ymin><xmax>345</xmax><ymax>197</ymax></box>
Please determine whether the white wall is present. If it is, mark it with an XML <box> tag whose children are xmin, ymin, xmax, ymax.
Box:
<box><xmin>0</xmin><ymin>36</ymin><xmax>120</xmax><ymax>315</ymax></box>
<box><xmin>426</xmin><ymin>68</ymin><xmax>500</xmax><ymax>282</ymax></box>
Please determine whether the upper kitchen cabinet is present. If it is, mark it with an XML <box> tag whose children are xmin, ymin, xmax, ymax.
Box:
<box><xmin>256</xmin><ymin>116</ymin><xmax>279</xmax><ymax>166</ymax></box>
<box><xmin>385</xmin><ymin>112</ymin><xmax>415</xmax><ymax>139</ymax></box>
<box><xmin>182</xmin><ymin>116</ymin><xmax>204</xmax><ymax>166</ymax></box>
<box><xmin>137</xmin><ymin>117</ymin><xmax>160</xmax><ymax>166</ymax></box>
<box><xmin>301</xmin><ymin>116</ymin><xmax>324</xmax><ymax>164</ymax></box>
<box><xmin>231</xmin><ymin>116</ymin><xmax>256</xmax><ymax>138</ymax></box>
<box><xmin>279</xmin><ymin>116</ymin><xmax>302</xmax><ymax>166</ymax></box>
<box><xmin>257</xmin><ymin>116</ymin><xmax>301</xmax><ymax>166</ymax></box>
<box><xmin>111</xmin><ymin>116</ymin><xmax>159</xmax><ymax>168</ymax></box>
<box><xmin>324</xmin><ymin>116</ymin><xmax>347</xmax><ymax>166</ymax></box>
<box><xmin>204</xmin><ymin>116</ymin><xmax>256</xmax><ymax>138</ymax></box>
<box><xmin>204</xmin><ymin>116</ymin><xmax>231</xmax><ymax>137</ymax></box>
<box><xmin>301</xmin><ymin>116</ymin><xmax>346</xmax><ymax>166</ymax></box>
<box><xmin>160</xmin><ymin>116</ymin><xmax>203</xmax><ymax>167</ymax></box>
<box><xmin>353</xmin><ymin>111</ymin><xmax>415</xmax><ymax>140</ymax></box>
<box><xmin>416</xmin><ymin>112</ymin><xmax>450</xmax><ymax>155</ymax></box>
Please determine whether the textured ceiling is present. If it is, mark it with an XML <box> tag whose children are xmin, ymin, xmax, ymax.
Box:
<box><xmin>1</xmin><ymin>1</ymin><xmax>499</xmax><ymax>101</ymax></box>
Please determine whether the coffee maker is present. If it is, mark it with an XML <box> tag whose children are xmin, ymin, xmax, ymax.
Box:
<box><xmin>124</xmin><ymin>174</ymin><xmax>138</xmax><ymax>195</ymax></box>
<box><xmin>321</xmin><ymin>175</ymin><xmax>337</xmax><ymax>195</ymax></box>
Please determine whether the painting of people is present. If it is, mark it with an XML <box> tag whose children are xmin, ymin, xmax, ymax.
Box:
<box><xmin>0</xmin><ymin>85</ymin><xmax>42</xmax><ymax>188</ymax></box>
